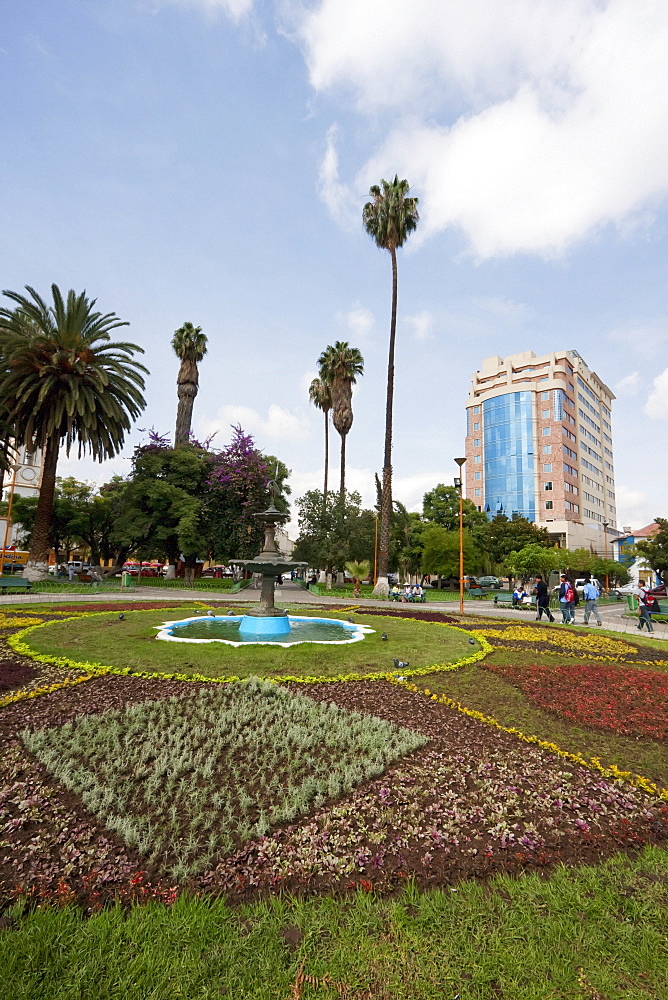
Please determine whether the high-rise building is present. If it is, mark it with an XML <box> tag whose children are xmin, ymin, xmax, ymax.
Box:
<box><xmin>465</xmin><ymin>349</ymin><xmax>617</xmax><ymax>552</ymax></box>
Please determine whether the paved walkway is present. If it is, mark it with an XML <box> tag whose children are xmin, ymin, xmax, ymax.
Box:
<box><xmin>2</xmin><ymin>580</ymin><xmax>667</xmax><ymax>643</ymax></box>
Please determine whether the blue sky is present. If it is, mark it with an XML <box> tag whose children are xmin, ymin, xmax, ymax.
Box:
<box><xmin>2</xmin><ymin>0</ymin><xmax>667</xmax><ymax>537</ymax></box>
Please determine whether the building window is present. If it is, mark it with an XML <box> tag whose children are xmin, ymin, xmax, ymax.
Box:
<box><xmin>473</xmin><ymin>406</ymin><xmax>480</xmax><ymax>414</ymax></box>
<box><xmin>473</xmin><ymin>422</ymin><xmax>480</xmax><ymax>430</ymax></box>
<box><xmin>542</xmin><ymin>427</ymin><xmax>550</xmax><ymax>436</ymax></box>
<box><xmin>543</xmin><ymin>463</ymin><xmax>552</xmax><ymax>472</ymax></box>
<box><xmin>474</xmin><ymin>455</ymin><xmax>481</xmax><ymax>463</ymax></box>
<box><xmin>541</xmin><ymin>391</ymin><xmax>549</xmax><ymax>400</ymax></box>
<box><xmin>541</xmin><ymin>409</ymin><xmax>550</xmax><ymax>418</ymax></box>
<box><xmin>474</xmin><ymin>438</ymin><xmax>480</xmax><ymax>447</ymax></box>
<box><xmin>474</xmin><ymin>471</ymin><xmax>481</xmax><ymax>480</ymax></box>
<box><xmin>545</xmin><ymin>500</ymin><xmax>553</xmax><ymax>510</ymax></box>
<box><xmin>543</xmin><ymin>445</ymin><xmax>551</xmax><ymax>454</ymax></box>
<box><xmin>544</xmin><ymin>482</ymin><xmax>553</xmax><ymax>491</ymax></box>
<box><xmin>474</xmin><ymin>488</ymin><xmax>481</xmax><ymax>497</ymax></box>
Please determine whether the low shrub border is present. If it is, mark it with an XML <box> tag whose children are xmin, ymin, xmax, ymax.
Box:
<box><xmin>5</xmin><ymin>611</ymin><xmax>493</xmax><ymax>688</ymax></box>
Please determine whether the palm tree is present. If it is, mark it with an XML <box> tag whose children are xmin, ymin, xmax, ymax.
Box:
<box><xmin>172</xmin><ymin>322</ymin><xmax>208</xmax><ymax>446</ymax></box>
<box><xmin>363</xmin><ymin>176</ymin><xmax>419</xmax><ymax>596</ymax></box>
<box><xmin>318</xmin><ymin>341</ymin><xmax>364</xmax><ymax>501</ymax></box>
<box><xmin>345</xmin><ymin>559</ymin><xmax>370</xmax><ymax>598</ymax></box>
<box><xmin>308</xmin><ymin>376</ymin><xmax>332</xmax><ymax>498</ymax></box>
<box><xmin>0</xmin><ymin>284</ymin><xmax>147</xmax><ymax>579</ymax></box>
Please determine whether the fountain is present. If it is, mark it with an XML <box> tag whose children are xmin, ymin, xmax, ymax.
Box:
<box><xmin>155</xmin><ymin>477</ymin><xmax>375</xmax><ymax>647</ymax></box>
<box><xmin>229</xmin><ymin>482</ymin><xmax>306</xmax><ymax>637</ymax></box>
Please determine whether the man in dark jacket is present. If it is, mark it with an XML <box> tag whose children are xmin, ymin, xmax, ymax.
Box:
<box><xmin>533</xmin><ymin>575</ymin><xmax>554</xmax><ymax>622</ymax></box>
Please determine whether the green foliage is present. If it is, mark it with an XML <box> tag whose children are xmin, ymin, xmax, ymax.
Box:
<box><xmin>636</xmin><ymin>518</ymin><xmax>668</xmax><ymax>583</ymax></box>
<box><xmin>0</xmin><ymin>284</ymin><xmax>147</xmax><ymax>460</ymax></box>
<box><xmin>504</xmin><ymin>543</ymin><xmax>562</xmax><ymax>582</ymax></box>
<box><xmin>484</xmin><ymin>513</ymin><xmax>551</xmax><ymax>564</ymax></box>
<box><xmin>293</xmin><ymin>490</ymin><xmax>375</xmax><ymax>571</ymax></box>
<box><xmin>11</xmin><ymin>476</ymin><xmax>125</xmax><ymax>566</ymax></box>
<box><xmin>23</xmin><ymin>680</ymin><xmax>424</xmax><ymax>876</ymax></box>
<box><xmin>422</xmin><ymin>484</ymin><xmax>488</xmax><ymax>533</ymax></box>
<box><xmin>420</xmin><ymin>524</ymin><xmax>481</xmax><ymax>578</ymax></box>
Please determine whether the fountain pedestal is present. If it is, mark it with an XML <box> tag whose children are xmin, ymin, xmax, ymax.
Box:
<box><xmin>231</xmin><ymin>501</ymin><xmax>306</xmax><ymax>636</ymax></box>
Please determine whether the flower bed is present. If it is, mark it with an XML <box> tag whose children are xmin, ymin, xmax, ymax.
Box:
<box><xmin>485</xmin><ymin>660</ymin><xmax>668</xmax><ymax>741</ymax></box>
<box><xmin>2</xmin><ymin>674</ymin><xmax>667</xmax><ymax>909</ymax></box>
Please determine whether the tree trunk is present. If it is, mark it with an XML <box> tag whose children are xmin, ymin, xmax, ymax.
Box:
<box><xmin>339</xmin><ymin>432</ymin><xmax>346</xmax><ymax>500</ymax></box>
<box><xmin>25</xmin><ymin>435</ymin><xmax>59</xmax><ymax>581</ymax></box>
<box><xmin>175</xmin><ymin>381</ymin><xmax>198</xmax><ymax>447</ymax></box>
<box><xmin>372</xmin><ymin>245</ymin><xmax>398</xmax><ymax>598</ymax></box>
<box><xmin>323</xmin><ymin>410</ymin><xmax>329</xmax><ymax>498</ymax></box>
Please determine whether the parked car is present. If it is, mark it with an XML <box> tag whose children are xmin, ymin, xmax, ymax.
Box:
<box><xmin>477</xmin><ymin>575</ymin><xmax>501</xmax><ymax>589</ymax></box>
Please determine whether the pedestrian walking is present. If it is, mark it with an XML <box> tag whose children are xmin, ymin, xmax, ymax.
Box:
<box><xmin>635</xmin><ymin>579</ymin><xmax>657</xmax><ymax>633</ymax></box>
<box><xmin>582</xmin><ymin>575</ymin><xmax>602</xmax><ymax>626</ymax></box>
<box><xmin>67</xmin><ymin>562</ymin><xmax>75</xmax><ymax>582</ymax></box>
<box><xmin>558</xmin><ymin>574</ymin><xmax>576</xmax><ymax>623</ymax></box>
<box><xmin>532</xmin><ymin>575</ymin><xmax>554</xmax><ymax>622</ymax></box>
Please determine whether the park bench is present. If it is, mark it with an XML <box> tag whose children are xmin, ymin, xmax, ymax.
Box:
<box><xmin>390</xmin><ymin>591</ymin><xmax>426</xmax><ymax>603</ymax></box>
<box><xmin>0</xmin><ymin>576</ymin><xmax>32</xmax><ymax>595</ymax></box>
<box><xmin>467</xmin><ymin>586</ymin><xmax>495</xmax><ymax>599</ymax></box>
<box><xmin>494</xmin><ymin>592</ymin><xmax>536</xmax><ymax>609</ymax></box>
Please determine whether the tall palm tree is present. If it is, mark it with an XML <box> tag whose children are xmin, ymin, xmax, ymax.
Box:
<box><xmin>363</xmin><ymin>176</ymin><xmax>419</xmax><ymax>596</ymax></box>
<box><xmin>317</xmin><ymin>341</ymin><xmax>364</xmax><ymax>500</ymax></box>
<box><xmin>0</xmin><ymin>284</ymin><xmax>147</xmax><ymax>579</ymax></box>
<box><xmin>172</xmin><ymin>322</ymin><xmax>208</xmax><ymax>446</ymax></box>
<box><xmin>308</xmin><ymin>376</ymin><xmax>332</xmax><ymax>498</ymax></box>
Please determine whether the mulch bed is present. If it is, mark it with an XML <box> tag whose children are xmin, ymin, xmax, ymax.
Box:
<box><xmin>1</xmin><ymin>671</ymin><xmax>667</xmax><ymax>911</ymax></box>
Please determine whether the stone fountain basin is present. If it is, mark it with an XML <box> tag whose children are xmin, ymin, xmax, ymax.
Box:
<box><xmin>154</xmin><ymin>614</ymin><xmax>375</xmax><ymax>648</ymax></box>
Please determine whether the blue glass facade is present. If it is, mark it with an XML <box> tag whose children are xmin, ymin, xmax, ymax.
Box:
<box><xmin>483</xmin><ymin>392</ymin><xmax>535</xmax><ymax>521</ymax></box>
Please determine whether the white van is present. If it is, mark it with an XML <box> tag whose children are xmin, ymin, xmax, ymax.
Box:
<box><xmin>574</xmin><ymin>578</ymin><xmax>602</xmax><ymax>595</ymax></box>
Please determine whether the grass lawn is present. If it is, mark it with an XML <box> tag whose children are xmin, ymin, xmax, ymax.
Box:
<box><xmin>2</xmin><ymin>849</ymin><xmax>668</xmax><ymax>999</ymax></box>
<box><xmin>21</xmin><ymin>606</ymin><xmax>478</xmax><ymax>680</ymax></box>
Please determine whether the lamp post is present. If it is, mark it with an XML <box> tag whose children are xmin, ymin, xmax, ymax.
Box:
<box><xmin>602</xmin><ymin>520</ymin><xmax>609</xmax><ymax>594</ymax></box>
<box><xmin>454</xmin><ymin>457</ymin><xmax>466</xmax><ymax>615</ymax></box>
<box><xmin>373</xmin><ymin>514</ymin><xmax>378</xmax><ymax>584</ymax></box>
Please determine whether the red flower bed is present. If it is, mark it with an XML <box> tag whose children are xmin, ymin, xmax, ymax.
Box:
<box><xmin>486</xmin><ymin>661</ymin><xmax>668</xmax><ymax>741</ymax></box>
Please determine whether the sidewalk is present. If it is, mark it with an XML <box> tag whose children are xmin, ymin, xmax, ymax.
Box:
<box><xmin>2</xmin><ymin>583</ymin><xmax>666</xmax><ymax>642</ymax></box>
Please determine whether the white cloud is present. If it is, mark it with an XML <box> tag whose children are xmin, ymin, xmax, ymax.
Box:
<box><xmin>199</xmin><ymin>403</ymin><xmax>309</xmax><ymax>445</ymax></box>
<box><xmin>615</xmin><ymin>484</ymin><xmax>657</xmax><ymax>531</ymax></box>
<box><xmin>644</xmin><ymin>367</ymin><xmax>668</xmax><ymax>419</ymax></box>
<box><xmin>614</xmin><ymin>371</ymin><xmax>640</xmax><ymax>395</ymax></box>
<box><xmin>303</xmin><ymin>0</ymin><xmax>668</xmax><ymax>257</ymax></box>
<box><xmin>337</xmin><ymin>302</ymin><xmax>375</xmax><ymax>341</ymax></box>
<box><xmin>317</xmin><ymin>125</ymin><xmax>358</xmax><ymax>230</ymax></box>
<box><xmin>404</xmin><ymin>310</ymin><xmax>434</xmax><ymax>342</ymax></box>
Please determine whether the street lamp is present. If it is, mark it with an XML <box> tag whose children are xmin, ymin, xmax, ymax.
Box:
<box><xmin>602</xmin><ymin>520</ymin><xmax>609</xmax><ymax>593</ymax></box>
<box><xmin>455</xmin><ymin>457</ymin><xmax>467</xmax><ymax>615</ymax></box>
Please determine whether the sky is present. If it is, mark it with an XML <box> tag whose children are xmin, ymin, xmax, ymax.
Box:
<box><xmin>2</xmin><ymin>0</ymin><xmax>668</xmax><ymax>539</ymax></box>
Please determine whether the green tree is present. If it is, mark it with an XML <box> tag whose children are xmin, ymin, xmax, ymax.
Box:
<box><xmin>391</xmin><ymin>503</ymin><xmax>424</xmax><ymax>582</ymax></box>
<box><xmin>484</xmin><ymin>513</ymin><xmax>551</xmax><ymax>565</ymax></box>
<box><xmin>113</xmin><ymin>443</ymin><xmax>213</xmax><ymax>582</ymax></box>
<box><xmin>317</xmin><ymin>342</ymin><xmax>364</xmax><ymax>501</ymax></box>
<box><xmin>420</xmin><ymin>524</ymin><xmax>481</xmax><ymax>581</ymax></box>
<box><xmin>423</xmin><ymin>483</ymin><xmax>489</xmax><ymax>533</ymax></box>
<box><xmin>308</xmin><ymin>377</ymin><xmax>332</xmax><ymax>499</ymax></box>
<box><xmin>635</xmin><ymin>518</ymin><xmax>668</xmax><ymax>584</ymax></box>
<box><xmin>172</xmin><ymin>322</ymin><xmax>208</xmax><ymax>447</ymax></box>
<box><xmin>505</xmin><ymin>543</ymin><xmax>562</xmax><ymax>584</ymax></box>
<box><xmin>363</xmin><ymin>176</ymin><xmax>419</xmax><ymax>597</ymax></box>
<box><xmin>0</xmin><ymin>284</ymin><xmax>147</xmax><ymax>579</ymax></box>
<box><xmin>345</xmin><ymin>559</ymin><xmax>371</xmax><ymax>597</ymax></box>
<box><xmin>293</xmin><ymin>490</ymin><xmax>374</xmax><ymax>582</ymax></box>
